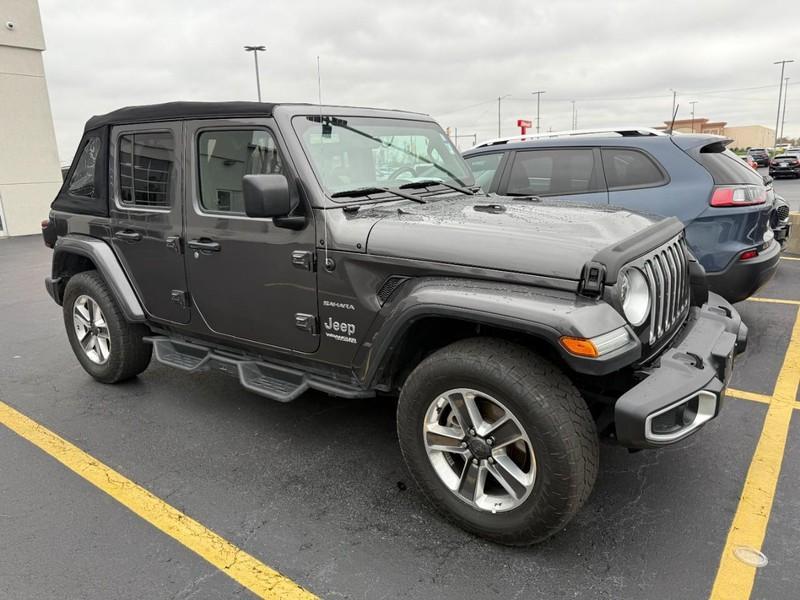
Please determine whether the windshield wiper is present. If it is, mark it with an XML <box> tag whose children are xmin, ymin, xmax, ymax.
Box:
<box><xmin>330</xmin><ymin>186</ymin><xmax>426</xmax><ymax>204</ymax></box>
<box><xmin>398</xmin><ymin>179</ymin><xmax>476</xmax><ymax>195</ymax></box>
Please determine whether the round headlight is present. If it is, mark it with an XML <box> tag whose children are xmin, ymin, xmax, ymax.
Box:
<box><xmin>620</xmin><ymin>268</ymin><xmax>650</xmax><ymax>326</ymax></box>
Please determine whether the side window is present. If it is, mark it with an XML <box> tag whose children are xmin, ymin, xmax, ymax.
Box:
<box><xmin>68</xmin><ymin>137</ymin><xmax>101</xmax><ymax>198</ymax></box>
<box><xmin>197</xmin><ymin>129</ymin><xmax>283</xmax><ymax>214</ymax></box>
<box><xmin>507</xmin><ymin>149</ymin><xmax>600</xmax><ymax>196</ymax></box>
<box><xmin>601</xmin><ymin>148</ymin><xmax>667</xmax><ymax>190</ymax></box>
<box><xmin>465</xmin><ymin>153</ymin><xmax>503</xmax><ymax>191</ymax></box>
<box><xmin>118</xmin><ymin>131</ymin><xmax>175</xmax><ymax>208</ymax></box>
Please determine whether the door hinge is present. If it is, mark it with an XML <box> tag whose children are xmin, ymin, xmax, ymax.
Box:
<box><xmin>166</xmin><ymin>235</ymin><xmax>182</xmax><ymax>254</ymax></box>
<box><xmin>294</xmin><ymin>313</ymin><xmax>318</xmax><ymax>334</ymax></box>
<box><xmin>170</xmin><ymin>290</ymin><xmax>190</xmax><ymax>309</ymax></box>
<box><xmin>291</xmin><ymin>250</ymin><xmax>316</xmax><ymax>271</ymax></box>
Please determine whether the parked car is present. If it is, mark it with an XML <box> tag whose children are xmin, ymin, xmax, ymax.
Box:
<box><xmin>42</xmin><ymin>102</ymin><xmax>746</xmax><ymax>545</ymax></box>
<box><xmin>747</xmin><ymin>147</ymin><xmax>770</xmax><ymax>167</ymax></box>
<box><xmin>772</xmin><ymin>194</ymin><xmax>792</xmax><ymax>248</ymax></box>
<box><xmin>769</xmin><ymin>153</ymin><xmax>800</xmax><ymax>178</ymax></box>
<box><xmin>463</xmin><ymin>128</ymin><xmax>780</xmax><ymax>303</ymax></box>
<box><xmin>740</xmin><ymin>154</ymin><xmax>759</xmax><ymax>170</ymax></box>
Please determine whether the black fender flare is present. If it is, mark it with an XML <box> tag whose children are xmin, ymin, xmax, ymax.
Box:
<box><xmin>353</xmin><ymin>277</ymin><xmax>640</xmax><ymax>386</ymax></box>
<box><xmin>50</xmin><ymin>234</ymin><xmax>146</xmax><ymax>322</ymax></box>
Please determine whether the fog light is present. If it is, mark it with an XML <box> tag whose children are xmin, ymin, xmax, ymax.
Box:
<box><xmin>645</xmin><ymin>391</ymin><xmax>717</xmax><ymax>442</ymax></box>
<box><xmin>651</xmin><ymin>397</ymin><xmax>698</xmax><ymax>435</ymax></box>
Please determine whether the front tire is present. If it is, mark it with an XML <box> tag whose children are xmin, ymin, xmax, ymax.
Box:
<box><xmin>63</xmin><ymin>271</ymin><xmax>152</xmax><ymax>383</ymax></box>
<box><xmin>397</xmin><ymin>338</ymin><xmax>598</xmax><ymax>545</ymax></box>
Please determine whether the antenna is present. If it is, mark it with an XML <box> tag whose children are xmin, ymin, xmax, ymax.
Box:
<box><xmin>317</xmin><ymin>56</ymin><xmax>329</xmax><ymax>268</ymax></box>
<box><xmin>667</xmin><ymin>103</ymin><xmax>679</xmax><ymax>134</ymax></box>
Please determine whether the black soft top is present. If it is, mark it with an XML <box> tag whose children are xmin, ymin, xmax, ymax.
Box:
<box><xmin>84</xmin><ymin>101</ymin><xmax>299</xmax><ymax>131</ymax></box>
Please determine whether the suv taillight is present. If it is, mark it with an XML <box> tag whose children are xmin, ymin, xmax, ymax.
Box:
<box><xmin>709</xmin><ymin>185</ymin><xmax>766</xmax><ymax>207</ymax></box>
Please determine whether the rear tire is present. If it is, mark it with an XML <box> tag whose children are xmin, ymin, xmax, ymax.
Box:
<box><xmin>397</xmin><ymin>338</ymin><xmax>598</xmax><ymax>545</ymax></box>
<box><xmin>63</xmin><ymin>270</ymin><xmax>152</xmax><ymax>383</ymax></box>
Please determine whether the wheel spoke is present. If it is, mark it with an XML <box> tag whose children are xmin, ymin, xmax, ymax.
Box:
<box><xmin>458</xmin><ymin>460</ymin><xmax>486</xmax><ymax>502</ymax></box>
<box><xmin>487</xmin><ymin>454</ymin><xmax>531</xmax><ymax>500</ymax></box>
<box><xmin>96</xmin><ymin>336</ymin><xmax>110</xmax><ymax>361</ymax></box>
<box><xmin>425</xmin><ymin>423</ymin><xmax>468</xmax><ymax>454</ymax></box>
<box><xmin>75</xmin><ymin>302</ymin><xmax>91</xmax><ymax>324</ymax></box>
<box><xmin>448</xmin><ymin>391</ymin><xmax>484</xmax><ymax>433</ymax></box>
<box><xmin>81</xmin><ymin>333</ymin><xmax>96</xmax><ymax>353</ymax></box>
<box><xmin>74</xmin><ymin>312</ymin><xmax>91</xmax><ymax>329</ymax></box>
<box><xmin>486</xmin><ymin>417</ymin><xmax>524</xmax><ymax>449</ymax></box>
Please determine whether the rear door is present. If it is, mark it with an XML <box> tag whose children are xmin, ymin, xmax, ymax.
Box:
<box><xmin>109</xmin><ymin>123</ymin><xmax>190</xmax><ymax>324</ymax></box>
<box><xmin>183</xmin><ymin>119</ymin><xmax>319</xmax><ymax>353</ymax></box>
<box><xmin>498</xmin><ymin>148</ymin><xmax>608</xmax><ymax>203</ymax></box>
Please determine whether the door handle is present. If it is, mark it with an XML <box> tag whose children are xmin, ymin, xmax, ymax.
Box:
<box><xmin>114</xmin><ymin>230</ymin><xmax>142</xmax><ymax>242</ymax></box>
<box><xmin>187</xmin><ymin>238</ymin><xmax>221</xmax><ymax>252</ymax></box>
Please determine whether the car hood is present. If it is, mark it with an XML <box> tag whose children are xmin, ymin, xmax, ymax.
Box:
<box><xmin>365</xmin><ymin>195</ymin><xmax>662</xmax><ymax>280</ymax></box>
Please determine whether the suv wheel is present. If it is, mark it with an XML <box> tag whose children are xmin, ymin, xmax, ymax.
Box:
<box><xmin>397</xmin><ymin>338</ymin><xmax>598</xmax><ymax>545</ymax></box>
<box><xmin>63</xmin><ymin>271</ymin><xmax>152</xmax><ymax>383</ymax></box>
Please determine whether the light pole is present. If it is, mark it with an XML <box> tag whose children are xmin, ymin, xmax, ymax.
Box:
<box><xmin>244</xmin><ymin>45</ymin><xmax>266</xmax><ymax>102</ymax></box>
<box><xmin>571</xmin><ymin>100</ymin><xmax>576</xmax><ymax>130</ymax></box>
<box><xmin>773</xmin><ymin>59</ymin><xmax>794</xmax><ymax>147</ymax></box>
<box><xmin>531</xmin><ymin>90</ymin><xmax>545</xmax><ymax>133</ymax></box>
<box><xmin>779</xmin><ymin>77</ymin><xmax>789</xmax><ymax>142</ymax></box>
<box><xmin>497</xmin><ymin>95</ymin><xmax>510</xmax><ymax>137</ymax></box>
<box><xmin>689</xmin><ymin>101</ymin><xmax>698</xmax><ymax>132</ymax></box>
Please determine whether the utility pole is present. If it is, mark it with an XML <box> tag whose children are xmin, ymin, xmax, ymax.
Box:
<box><xmin>773</xmin><ymin>59</ymin><xmax>794</xmax><ymax>147</ymax></box>
<box><xmin>497</xmin><ymin>95</ymin><xmax>510</xmax><ymax>137</ymax></box>
<box><xmin>780</xmin><ymin>77</ymin><xmax>789</xmax><ymax>142</ymax></box>
<box><xmin>571</xmin><ymin>101</ymin><xmax>576</xmax><ymax>130</ymax></box>
<box><xmin>689</xmin><ymin>101</ymin><xmax>698</xmax><ymax>132</ymax></box>
<box><xmin>244</xmin><ymin>45</ymin><xmax>266</xmax><ymax>102</ymax></box>
<box><xmin>531</xmin><ymin>90</ymin><xmax>545</xmax><ymax>133</ymax></box>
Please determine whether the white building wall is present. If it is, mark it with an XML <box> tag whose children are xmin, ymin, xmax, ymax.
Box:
<box><xmin>0</xmin><ymin>0</ymin><xmax>62</xmax><ymax>236</ymax></box>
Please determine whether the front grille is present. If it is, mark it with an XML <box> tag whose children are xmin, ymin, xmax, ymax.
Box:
<box><xmin>776</xmin><ymin>204</ymin><xmax>790</xmax><ymax>221</ymax></box>
<box><xmin>630</xmin><ymin>235</ymin><xmax>691</xmax><ymax>345</ymax></box>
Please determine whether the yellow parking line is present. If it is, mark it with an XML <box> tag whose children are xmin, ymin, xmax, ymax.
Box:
<box><xmin>780</xmin><ymin>256</ymin><xmax>800</xmax><ymax>262</ymax></box>
<box><xmin>726</xmin><ymin>389</ymin><xmax>772</xmax><ymax>405</ymax></box>
<box><xmin>710</xmin><ymin>306</ymin><xmax>800</xmax><ymax>600</ymax></box>
<box><xmin>748</xmin><ymin>297</ymin><xmax>800</xmax><ymax>306</ymax></box>
<box><xmin>0</xmin><ymin>400</ymin><xmax>317</xmax><ymax>600</ymax></box>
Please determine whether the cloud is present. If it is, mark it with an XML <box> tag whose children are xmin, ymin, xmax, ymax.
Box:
<box><xmin>39</xmin><ymin>0</ymin><xmax>800</xmax><ymax>162</ymax></box>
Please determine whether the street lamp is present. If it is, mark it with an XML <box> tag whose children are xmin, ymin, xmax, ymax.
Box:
<box><xmin>244</xmin><ymin>45</ymin><xmax>266</xmax><ymax>102</ymax></box>
<box><xmin>531</xmin><ymin>90</ymin><xmax>545</xmax><ymax>133</ymax></box>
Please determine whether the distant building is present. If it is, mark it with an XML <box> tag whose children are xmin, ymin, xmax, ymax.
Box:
<box><xmin>0</xmin><ymin>0</ymin><xmax>62</xmax><ymax>237</ymax></box>
<box><xmin>657</xmin><ymin>118</ymin><xmax>775</xmax><ymax>150</ymax></box>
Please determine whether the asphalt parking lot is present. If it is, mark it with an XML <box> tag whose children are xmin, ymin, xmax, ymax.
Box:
<box><xmin>1</xmin><ymin>180</ymin><xmax>799</xmax><ymax>599</ymax></box>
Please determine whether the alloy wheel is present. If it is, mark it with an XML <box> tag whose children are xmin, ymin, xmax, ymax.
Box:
<box><xmin>73</xmin><ymin>294</ymin><xmax>111</xmax><ymax>365</ymax></box>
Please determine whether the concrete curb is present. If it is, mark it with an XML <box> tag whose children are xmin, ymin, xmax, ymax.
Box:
<box><xmin>786</xmin><ymin>213</ymin><xmax>800</xmax><ymax>255</ymax></box>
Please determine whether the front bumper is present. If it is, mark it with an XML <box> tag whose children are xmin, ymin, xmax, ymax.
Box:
<box><xmin>614</xmin><ymin>292</ymin><xmax>746</xmax><ymax>448</ymax></box>
<box><xmin>769</xmin><ymin>167</ymin><xmax>800</xmax><ymax>177</ymax></box>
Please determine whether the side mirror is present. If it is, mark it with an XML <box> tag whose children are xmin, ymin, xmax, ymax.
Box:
<box><xmin>243</xmin><ymin>174</ymin><xmax>293</xmax><ymax>218</ymax></box>
<box><xmin>763</xmin><ymin>174</ymin><xmax>774</xmax><ymax>186</ymax></box>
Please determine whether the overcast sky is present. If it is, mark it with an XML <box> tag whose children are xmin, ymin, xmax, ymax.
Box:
<box><xmin>39</xmin><ymin>0</ymin><xmax>799</xmax><ymax>164</ymax></box>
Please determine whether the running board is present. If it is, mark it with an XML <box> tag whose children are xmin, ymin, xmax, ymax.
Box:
<box><xmin>144</xmin><ymin>336</ymin><xmax>372</xmax><ymax>402</ymax></box>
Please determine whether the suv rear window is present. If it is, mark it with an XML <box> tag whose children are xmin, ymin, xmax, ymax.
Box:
<box><xmin>68</xmin><ymin>137</ymin><xmax>101</xmax><ymax>198</ymax></box>
<box><xmin>601</xmin><ymin>148</ymin><xmax>667</xmax><ymax>190</ymax></box>
<box><xmin>118</xmin><ymin>131</ymin><xmax>175</xmax><ymax>208</ymax></box>
<box><xmin>698</xmin><ymin>146</ymin><xmax>764</xmax><ymax>185</ymax></box>
<box><xmin>507</xmin><ymin>149</ymin><xmax>601</xmax><ymax>196</ymax></box>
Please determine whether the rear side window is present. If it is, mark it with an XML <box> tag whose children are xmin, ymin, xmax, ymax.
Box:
<box><xmin>68</xmin><ymin>137</ymin><xmax>101</xmax><ymax>198</ymax></box>
<box><xmin>699</xmin><ymin>147</ymin><xmax>764</xmax><ymax>185</ymax></box>
<box><xmin>118</xmin><ymin>131</ymin><xmax>175</xmax><ymax>208</ymax></box>
<box><xmin>465</xmin><ymin>153</ymin><xmax>503</xmax><ymax>191</ymax></box>
<box><xmin>197</xmin><ymin>129</ymin><xmax>284</xmax><ymax>214</ymax></box>
<box><xmin>601</xmin><ymin>148</ymin><xmax>667</xmax><ymax>190</ymax></box>
<box><xmin>507</xmin><ymin>149</ymin><xmax>601</xmax><ymax>196</ymax></box>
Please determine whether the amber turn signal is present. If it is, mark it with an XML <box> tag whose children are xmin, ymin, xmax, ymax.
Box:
<box><xmin>559</xmin><ymin>336</ymin><xmax>599</xmax><ymax>358</ymax></box>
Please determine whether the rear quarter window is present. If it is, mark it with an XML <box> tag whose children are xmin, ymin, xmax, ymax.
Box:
<box><xmin>699</xmin><ymin>147</ymin><xmax>764</xmax><ymax>185</ymax></box>
<box><xmin>601</xmin><ymin>148</ymin><xmax>667</xmax><ymax>190</ymax></box>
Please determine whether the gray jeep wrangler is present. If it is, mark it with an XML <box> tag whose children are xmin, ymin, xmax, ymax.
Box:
<box><xmin>43</xmin><ymin>102</ymin><xmax>747</xmax><ymax>545</ymax></box>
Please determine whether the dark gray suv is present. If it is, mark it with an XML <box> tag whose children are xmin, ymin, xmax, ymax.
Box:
<box><xmin>43</xmin><ymin>103</ymin><xmax>746</xmax><ymax>545</ymax></box>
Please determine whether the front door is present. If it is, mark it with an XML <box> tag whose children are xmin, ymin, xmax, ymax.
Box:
<box><xmin>183</xmin><ymin>120</ymin><xmax>319</xmax><ymax>353</ymax></box>
<box><xmin>109</xmin><ymin>123</ymin><xmax>190</xmax><ymax>324</ymax></box>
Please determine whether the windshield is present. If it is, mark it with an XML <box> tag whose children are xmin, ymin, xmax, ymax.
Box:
<box><xmin>292</xmin><ymin>115</ymin><xmax>474</xmax><ymax>198</ymax></box>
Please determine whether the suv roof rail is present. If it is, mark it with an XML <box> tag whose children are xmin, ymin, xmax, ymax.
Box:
<box><xmin>468</xmin><ymin>127</ymin><xmax>670</xmax><ymax>150</ymax></box>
